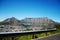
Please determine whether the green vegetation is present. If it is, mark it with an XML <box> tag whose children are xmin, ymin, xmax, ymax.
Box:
<box><xmin>56</xmin><ymin>27</ymin><xmax>60</xmax><ymax>33</ymax></box>
<box><xmin>35</xmin><ymin>33</ymin><xmax>46</xmax><ymax>37</ymax></box>
<box><xmin>14</xmin><ymin>35</ymin><xmax>32</xmax><ymax>40</ymax></box>
<box><xmin>0</xmin><ymin>37</ymin><xmax>12</xmax><ymax>40</ymax></box>
<box><xmin>0</xmin><ymin>35</ymin><xmax>32</xmax><ymax>40</ymax></box>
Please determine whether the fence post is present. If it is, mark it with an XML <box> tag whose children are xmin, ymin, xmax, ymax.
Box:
<box><xmin>12</xmin><ymin>36</ymin><xmax>15</xmax><ymax>40</ymax></box>
<box><xmin>32</xmin><ymin>33</ymin><xmax>35</xmax><ymax>39</ymax></box>
<box><xmin>45</xmin><ymin>32</ymin><xmax>48</xmax><ymax>36</ymax></box>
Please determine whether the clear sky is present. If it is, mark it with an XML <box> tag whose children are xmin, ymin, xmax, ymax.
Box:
<box><xmin>0</xmin><ymin>0</ymin><xmax>60</xmax><ymax>22</ymax></box>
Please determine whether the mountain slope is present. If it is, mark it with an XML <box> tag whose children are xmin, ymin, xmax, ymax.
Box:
<box><xmin>0</xmin><ymin>17</ymin><xmax>20</xmax><ymax>26</ymax></box>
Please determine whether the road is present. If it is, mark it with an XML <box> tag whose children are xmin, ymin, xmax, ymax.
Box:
<box><xmin>33</xmin><ymin>33</ymin><xmax>60</xmax><ymax>40</ymax></box>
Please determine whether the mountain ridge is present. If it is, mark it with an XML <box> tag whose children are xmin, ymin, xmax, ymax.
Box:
<box><xmin>0</xmin><ymin>17</ymin><xmax>60</xmax><ymax>32</ymax></box>
<box><xmin>0</xmin><ymin>17</ymin><xmax>60</xmax><ymax>26</ymax></box>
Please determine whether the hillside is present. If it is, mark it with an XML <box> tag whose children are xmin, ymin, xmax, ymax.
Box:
<box><xmin>0</xmin><ymin>17</ymin><xmax>20</xmax><ymax>26</ymax></box>
<box><xmin>0</xmin><ymin>17</ymin><xmax>59</xmax><ymax>32</ymax></box>
<box><xmin>21</xmin><ymin>17</ymin><xmax>57</xmax><ymax>29</ymax></box>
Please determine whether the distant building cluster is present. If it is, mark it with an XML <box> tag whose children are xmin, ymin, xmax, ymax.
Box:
<box><xmin>0</xmin><ymin>25</ymin><xmax>26</xmax><ymax>32</ymax></box>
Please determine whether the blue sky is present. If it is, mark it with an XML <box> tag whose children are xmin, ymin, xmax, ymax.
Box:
<box><xmin>0</xmin><ymin>0</ymin><xmax>60</xmax><ymax>22</ymax></box>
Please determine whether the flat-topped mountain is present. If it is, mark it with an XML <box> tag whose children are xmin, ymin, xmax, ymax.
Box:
<box><xmin>0</xmin><ymin>17</ymin><xmax>60</xmax><ymax>28</ymax></box>
<box><xmin>21</xmin><ymin>17</ymin><xmax>55</xmax><ymax>26</ymax></box>
<box><xmin>0</xmin><ymin>17</ymin><xmax>58</xmax><ymax>26</ymax></box>
<box><xmin>0</xmin><ymin>17</ymin><xmax>60</xmax><ymax>32</ymax></box>
<box><xmin>0</xmin><ymin>17</ymin><xmax>59</xmax><ymax>26</ymax></box>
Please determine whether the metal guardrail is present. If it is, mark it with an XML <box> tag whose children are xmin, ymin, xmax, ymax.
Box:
<box><xmin>0</xmin><ymin>28</ymin><xmax>56</xmax><ymax>37</ymax></box>
<box><xmin>0</xmin><ymin>28</ymin><xmax>56</xmax><ymax>40</ymax></box>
